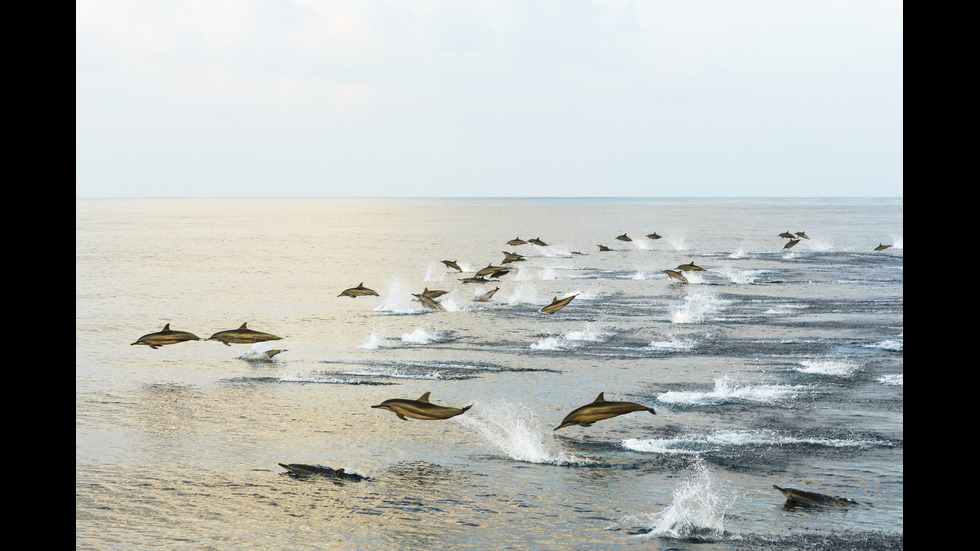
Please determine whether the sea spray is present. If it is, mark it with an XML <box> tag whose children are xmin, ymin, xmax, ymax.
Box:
<box><xmin>357</xmin><ymin>327</ymin><xmax>387</xmax><ymax>349</ymax></box>
<box><xmin>641</xmin><ymin>456</ymin><xmax>731</xmax><ymax>541</ymax></box>
<box><xmin>796</xmin><ymin>358</ymin><xmax>858</xmax><ymax>377</ymax></box>
<box><xmin>454</xmin><ymin>400</ymin><xmax>590</xmax><ymax>465</ymax></box>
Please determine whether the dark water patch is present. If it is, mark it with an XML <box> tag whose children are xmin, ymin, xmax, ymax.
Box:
<box><xmin>723</xmin><ymin>531</ymin><xmax>903</xmax><ymax>550</ymax></box>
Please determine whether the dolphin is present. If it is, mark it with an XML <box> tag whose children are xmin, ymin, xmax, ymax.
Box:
<box><xmin>245</xmin><ymin>349</ymin><xmax>285</xmax><ymax>361</ymax></box>
<box><xmin>676</xmin><ymin>262</ymin><xmax>705</xmax><ymax>271</ymax></box>
<box><xmin>278</xmin><ymin>463</ymin><xmax>367</xmax><ymax>482</ymax></box>
<box><xmin>460</xmin><ymin>276</ymin><xmax>492</xmax><ymax>284</ymax></box>
<box><xmin>412</xmin><ymin>293</ymin><xmax>444</xmax><ymax>311</ymax></box>
<box><xmin>795</xmin><ymin>231</ymin><xmax>810</xmax><ymax>239</ymax></box>
<box><xmin>597</xmin><ymin>244</ymin><xmax>612</xmax><ymax>251</ymax></box>
<box><xmin>772</xmin><ymin>485</ymin><xmax>857</xmax><ymax>507</ymax></box>
<box><xmin>528</xmin><ymin>237</ymin><xmax>548</xmax><ymax>246</ymax></box>
<box><xmin>339</xmin><ymin>282</ymin><xmax>379</xmax><ymax>298</ymax></box>
<box><xmin>371</xmin><ymin>391</ymin><xmax>472</xmax><ymax>421</ymax></box>
<box><xmin>131</xmin><ymin>324</ymin><xmax>201</xmax><ymax>349</ymax></box>
<box><xmin>554</xmin><ymin>392</ymin><xmax>656</xmax><ymax>430</ymax></box>
<box><xmin>421</xmin><ymin>287</ymin><xmax>449</xmax><ymax>298</ymax></box>
<box><xmin>501</xmin><ymin>251</ymin><xmax>526</xmax><ymax>263</ymax></box>
<box><xmin>208</xmin><ymin>322</ymin><xmax>282</xmax><ymax>346</ymax></box>
<box><xmin>662</xmin><ymin>269</ymin><xmax>688</xmax><ymax>283</ymax></box>
<box><xmin>783</xmin><ymin>239</ymin><xmax>800</xmax><ymax>249</ymax></box>
<box><xmin>475</xmin><ymin>264</ymin><xmax>509</xmax><ymax>278</ymax></box>
<box><xmin>540</xmin><ymin>294</ymin><xmax>577</xmax><ymax>314</ymax></box>
<box><xmin>488</xmin><ymin>268</ymin><xmax>511</xmax><ymax>279</ymax></box>
<box><xmin>441</xmin><ymin>260</ymin><xmax>462</xmax><ymax>272</ymax></box>
<box><xmin>472</xmin><ymin>287</ymin><xmax>500</xmax><ymax>302</ymax></box>
<box><xmin>506</xmin><ymin>237</ymin><xmax>527</xmax><ymax>246</ymax></box>
<box><xmin>646</xmin><ymin>232</ymin><xmax>662</xmax><ymax>240</ymax></box>
<box><xmin>778</xmin><ymin>231</ymin><xmax>796</xmax><ymax>239</ymax></box>
<box><xmin>615</xmin><ymin>233</ymin><xmax>632</xmax><ymax>242</ymax></box>
<box><xmin>874</xmin><ymin>243</ymin><xmax>892</xmax><ymax>251</ymax></box>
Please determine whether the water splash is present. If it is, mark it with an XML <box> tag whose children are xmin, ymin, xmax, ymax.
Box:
<box><xmin>796</xmin><ymin>358</ymin><xmax>858</xmax><ymax>377</ymax></box>
<box><xmin>714</xmin><ymin>266</ymin><xmax>764</xmax><ymax>284</ymax></box>
<box><xmin>669</xmin><ymin>292</ymin><xmax>730</xmax><ymax>323</ymax></box>
<box><xmin>641</xmin><ymin>457</ymin><xmax>730</xmax><ymax>541</ymax></box>
<box><xmin>401</xmin><ymin>327</ymin><xmax>442</xmax><ymax>344</ymax></box>
<box><xmin>357</xmin><ymin>329</ymin><xmax>387</xmax><ymax>349</ymax></box>
<box><xmin>531</xmin><ymin>323</ymin><xmax>611</xmax><ymax>350</ymax></box>
<box><xmin>878</xmin><ymin>373</ymin><xmax>903</xmax><ymax>385</ymax></box>
<box><xmin>374</xmin><ymin>280</ymin><xmax>425</xmax><ymax>314</ymax></box>
<box><xmin>455</xmin><ymin>401</ymin><xmax>590</xmax><ymax>465</ymax></box>
<box><xmin>505</xmin><ymin>282</ymin><xmax>539</xmax><ymax>305</ymax></box>
<box><xmin>657</xmin><ymin>375</ymin><xmax>804</xmax><ymax>405</ymax></box>
<box><xmin>622</xmin><ymin>429</ymin><xmax>888</xmax><ymax>455</ymax></box>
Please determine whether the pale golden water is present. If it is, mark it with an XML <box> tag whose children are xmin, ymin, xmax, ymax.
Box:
<box><xmin>76</xmin><ymin>198</ymin><xmax>902</xmax><ymax>550</ymax></box>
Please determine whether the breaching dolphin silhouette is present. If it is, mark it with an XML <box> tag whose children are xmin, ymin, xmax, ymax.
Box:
<box><xmin>371</xmin><ymin>391</ymin><xmax>472</xmax><ymax>421</ymax></box>
<box><xmin>131</xmin><ymin>324</ymin><xmax>200</xmax><ymax>349</ymax></box>
<box><xmin>554</xmin><ymin>392</ymin><xmax>656</xmax><ymax>430</ymax></box>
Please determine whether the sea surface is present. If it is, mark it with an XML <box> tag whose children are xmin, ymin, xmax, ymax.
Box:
<box><xmin>76</xmin><ymin>197</ymin><xmax>903</xmax><ymax>550</ymax></box>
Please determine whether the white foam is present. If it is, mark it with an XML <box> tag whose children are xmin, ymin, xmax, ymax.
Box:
<box><xmin>505</xmin><ymin>282</ymin><xmax>539</xmax><ymax>306</ymax></box>
<box><xmin>648</xmin><ymin>335</ymin><xmax>697</xmax><ymax>351</ymax></box>
<box><xmin>622</xmin><ymin>429</ymin><xmax>886</xmax><ymax>455</ymax></box>
<box><xmin>657</xmin><ymin>375</ymin><xmax>804</xmax><ymax>405</ymax></box>
<box><xmin>714</xmin><ymin>266</ymin><xmax>764</xmax><ymax>284</ymax></box>
<box><xmin>374</xmin><ymin>280</ymin><xmax>426</xmax><ymax>314</ymax></box>
<box><xmin>878</xmin><ymin>373</ymin><xmax>903</xmax><ymax>385</ymax></box>
<box><xmin>531</xmin><ymin>324</ymin><xmax>611</xmax><ymax>350</ymax></box>
<box><xmin>796</xmin><ymin>358</ymin><xmax>858</xmax><ymax>377</ymax></box>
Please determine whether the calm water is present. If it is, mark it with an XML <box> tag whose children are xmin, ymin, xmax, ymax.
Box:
<box><xmin>76</xmin><ymin>198</ymin><xmax>903</xmax><ymax>550</ymax></box>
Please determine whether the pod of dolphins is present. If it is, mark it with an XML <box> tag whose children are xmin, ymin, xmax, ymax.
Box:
<box><xmin>130</xmin><ymin>229</ymin><xmax>879</xmax><ymax>502</ymax></box>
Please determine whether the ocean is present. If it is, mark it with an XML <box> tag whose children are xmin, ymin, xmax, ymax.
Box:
<box><xmin>75</xmin><ymin>197</ymin><xmax>903</xmax><ymax>550</ymax></box>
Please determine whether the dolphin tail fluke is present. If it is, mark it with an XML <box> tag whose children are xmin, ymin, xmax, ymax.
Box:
<box><xmin>461</xmin><ymin>404</ymin><xmax>473</xmax><ymax>414</ymax></box>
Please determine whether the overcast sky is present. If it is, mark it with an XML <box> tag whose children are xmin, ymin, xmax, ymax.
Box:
<box><xmin>76</xmin><ymin>1</ymin><xmax>903</xmax><ymax>198</ymax></box>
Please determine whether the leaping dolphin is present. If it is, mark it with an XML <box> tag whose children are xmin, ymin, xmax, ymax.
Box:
<box><xmin>795</xmin><ymin>231</ymin><xmax>810</xmax><ymax>239</ymax></box>
<box><xmin>412</xmin><ymin>293</ymin><xmax>444</xmax><ymax>311</ymax></box>
<box><xmin>421</xmin><ymin>287</ymin><xmax>449</xmax><ymax>298</ymax></box>
<box><xmin>597</xmin><ymin>244</ymin><xmax>612</xmax><ymax>251</ymax></box>
<box><xmin>371</xmin><ymin>391</ymin><xmax>472</xmax><ymax>421</ymax></box>
<box><xmin>540</xmin><ymin>294</ymin><xmax>577</xmax><ymax>314</ymax></box>
<box><xmin>472</xmin><ymin>287</ymin><xmax>500</xmax><ymax>302</ymax></box>
<box><xmin>460</xmin><ymin>276</ymin><xmax>492</xmax><ymax>284</ymax></box>
<box><xmin>647</xmin><ymin>232</ymin><xmax>662</xmax><ymax>240</ymax></box>
<box><xmin>501</xmin><ymin>251</ymin><xmax>526</xmax><ymax>263</ymax></box>
<box><xmin>339</xmin><ymin>282</ymin><xmax>379</xmax><ymax>298</ymax></box>
<box><xmin>783</xmin><ymin>239</ymin><xmax>800</xmax><ymax>249</ymax></box>
<box><xmin>208</xmin><ymin>322</ymin><xmax>282</xmax><ymax>346</ymax></box>
<box><xmin>528</xmin><ymin>237</ymin><xmax>548</xmax><ymax>246</ymax></box>
<box><xmin>615</xmin><ymin>233</ymin><xmax>632</xmax><ymax>242</ymax></box>
<box><xmin>778</xmin><ymin>231</ymin><xmax>796</xmax><ymax>239</ymax></box>
<box><xmin>772</xmin><ymin>485</ymin><xmax>857</xmax><ymax>507</ymax></box>
<box><xmin>278</xmin><ymin>463</ymin><xmax>367</xmax><ymax>482</ymax></box>
<box><xmin>662</xmin><ymin>269</ymin><xmax>688</xmax><ymax>283</ymax></box>
<box><xmin>676</xmin><ymin>262</ymin><xmax>705</xmax><ymax>271</ymax></box>
<box><xmin>874</xmin><ymin>243</ymin><xmax>892</xmax><ymax>251</ymax></box>
<box><xmin>554</xmin><ymin>392</ymin><xmax>656</xmax><ymax>430</ymax></box>
<box><xmin>131</xmin><ymin>324</ymin><xmax>201</xmax><ymax>349</ymax></box>
<box><xmin>441</xmin><ymin>260</ymin><xmax>462</xmax><ymax>272</ymax></box>
<box><xmin>506</xmin><ymin>237</ymin><xmax>527</xmax><ymax>246</ymax></box>
<box><xmin>475</xmin><ymin>264</ymin><xmax>509</xmax><ymax>278</ymax></box>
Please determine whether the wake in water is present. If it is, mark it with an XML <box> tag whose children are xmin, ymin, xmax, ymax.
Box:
<box><xmin>454</xmin><ymin>400</ymin><xmax>592</xmax><ymax>465</ymax></box>
<box><xmin>795</xmin><ymin>358</ymin><xmax>859</xmax><ymax>377</ymax></box>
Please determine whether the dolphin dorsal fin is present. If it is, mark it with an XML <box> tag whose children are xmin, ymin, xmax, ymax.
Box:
<box><xmin>594</xmin><ymin>392</ymin><xmax>605</xmax><ymax>402</ymax></box>
<box><xmin>418</xmin><ymin>391</ymin><xmax>431</xmax><ymax>402</ymax></box>
<box><xmin>358</xmin><ymin>282</ymin><xmax>363</xmax><ymax>287</ymax></box>
<box><xmin>238</xmin><ymin>322</ymin><xmax>248</xmax><ymax>329</ymax></box>
<box><xmin>162</xmin><ymin>323</ymin><xmax>171</xmax><ymax>331</ymax></box>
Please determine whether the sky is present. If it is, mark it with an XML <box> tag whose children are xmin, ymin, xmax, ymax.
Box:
<box><xmin>76</xmin><ymin>0</ymin><xmax>903</xmax><ymax>198</ymax></box>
